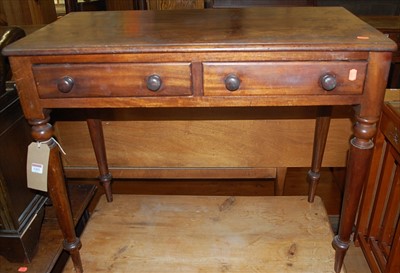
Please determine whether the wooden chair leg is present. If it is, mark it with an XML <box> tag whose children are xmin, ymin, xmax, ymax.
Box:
<box><xmin>274</xmin><ymin>167</ymin><xmax>287</xmax><ymax>196</ymax></box>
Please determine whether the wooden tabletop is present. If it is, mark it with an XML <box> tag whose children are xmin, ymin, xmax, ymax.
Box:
<box><xmin>3</xmin><ymin>7</ymin><xmax>396</xmax><ymax>56</ymax></box>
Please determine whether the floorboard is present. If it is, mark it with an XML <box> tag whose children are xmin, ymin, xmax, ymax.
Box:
<box><xmin>63</xmin><ymin>195</ymin><xmax>346</xmax><ymax>273</ymax></box>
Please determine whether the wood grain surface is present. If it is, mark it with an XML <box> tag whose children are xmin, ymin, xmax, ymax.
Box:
<box><xmin>63</xmin><ymin>195</ymin><xmax>345</xmax><ymax>273</ymax></box>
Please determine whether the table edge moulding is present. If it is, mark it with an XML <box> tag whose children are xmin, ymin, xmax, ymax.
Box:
<box><xmin>2</xmin><ymin>7</ymin><xmax>397</xmax><ymax>273</ymax></box>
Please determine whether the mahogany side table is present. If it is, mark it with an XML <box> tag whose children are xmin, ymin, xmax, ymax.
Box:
<box><xmin>3</xmin><ymin>7</ymin><xmax>397</xmax><ymax>273</ymax></box>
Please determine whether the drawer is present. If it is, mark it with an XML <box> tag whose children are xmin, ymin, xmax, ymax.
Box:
<box><xmin>32</xmin><ymin>63</ymin><xmax>192</xmax><ymax>98</ymax></box>
<box><xmin>203</xmin><ymin>62</ymin><xmax>367</xmax><ymax>96</ymax></box>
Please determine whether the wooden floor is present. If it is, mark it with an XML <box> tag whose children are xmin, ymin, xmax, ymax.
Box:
<box><xmin>0</xmin><ymin>168</ymin><xmax>371</xmax><ymax>273</ymax></box>
<box><xmin>64</xmin><ymin>167</ymin><xmax>371</xmax><ymax>273</ymax></box>
<box><xmin>64</xmin><ymin>195</ymin><xmax>345</xmax><ymax>273</ymax></box>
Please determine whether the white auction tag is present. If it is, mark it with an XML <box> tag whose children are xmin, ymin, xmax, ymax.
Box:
<box><xmin>26</xmin><ymin>142</ymin><xmax>50</xmax><ymax>192</ymax></box>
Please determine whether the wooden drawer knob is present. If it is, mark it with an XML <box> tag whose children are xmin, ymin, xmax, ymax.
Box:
<box><xmin>57</xmin><ymin>76</ymin><xmax>74</xmax><ymax>93</ymax></box>
<box><xmin>320</xmin><ymin>73</ymin><xmax>337</xmax><ymax>91</ymax></box>
<box><xmin>225</xmin><ymin>74</ymin><xmax>240</xmax><ymax>91</ymax></box>
<box><xmin>146</xmin><ymin>74</ymin><xmax>162</xmax><ymax>92</ymax></box>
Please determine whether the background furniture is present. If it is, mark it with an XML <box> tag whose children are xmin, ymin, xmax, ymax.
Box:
<box><xmin>0</xmin><ymin>184</ymin><xmax>96</xmax><ymax>273</ymax></box>
<box><xmin>209</xmin><ymin>0</ymin><xmax>400</xmax><ymax>15</ymax></box>
<box><xmin>0</xmin><ymin>0</ymin><xmax>57</xmax><ymax>25</ymax></box>
<box><xmin>209</xmin><ymin>0</ymin><xmax>317</xmax><ymax>8</ymax></box>
<box><xmin>147</xmin><ymin>0</ymin><xmax>203</xmax><ymax>10</ymax></box>
<box><xmin>0</xmin><ymin>26</ymin><xmax>48</xmax><ymax>263</ymax></box>
<box><xmin>0</xmin><ymin>25</ymin><xmax>97</xmax><ymax>270</ymax></box>
<box><xmin>64</xmin><ymin>0</ymin><xmax>144</xmax><ymax>12</ymax></box>
<box><xmin>356</xmin><ymin>101</ymin><xmax>399</xmax><ymax>273</ymax></box>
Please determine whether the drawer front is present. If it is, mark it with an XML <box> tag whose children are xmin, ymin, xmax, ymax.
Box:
<box><xmin>33</xmin><ymin>63</ymin><xmax>192</xmax><ymax>98</ymax></box>
<box><xmin>203</xmin><ymin>62</ymin><xmax>366</xmax><ymax>96</ymax></box>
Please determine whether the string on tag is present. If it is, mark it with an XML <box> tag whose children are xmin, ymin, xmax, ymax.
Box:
<box><xmin>36</xmin><ymin>137</ymin><xmax>66</xmax><ymax>155</ymax></box>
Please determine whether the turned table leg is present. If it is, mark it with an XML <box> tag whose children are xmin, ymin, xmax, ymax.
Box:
<box><xmin>30</xmin><ymin>115</ymin><xmax>83</xmax><ymax>273</ymax></box>
<box><xmin>332</xmin><ymin>52</ymin><xmax>392</xmax><ymax>273</ymax></box>
<box><xmin>332</xmin><ymin>115</ymin><xmax>378</xmax><ymax>272</ymax></box>
<box><xmin>87</xmin><ymin>119</ymin><xmax>113</xmax><ymax>202</ymax></box>
<box><xmin>307</xmin><ymin>106</ymin><xmax>332</xmax><ymax>202</ymax></box>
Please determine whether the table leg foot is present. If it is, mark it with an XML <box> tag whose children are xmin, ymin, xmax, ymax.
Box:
<box><xmin>100</xmin><ymin>173</ymin><xmax>113</xmax><ymax>202</ymax></box>
<box><xmin>64</xmin><ymin>238</ymin><xmax>83</xmax><ymax>273</ymax></box>
<box><xmin>307</xmin><ymin>170</ymin><xmax>320</xmax><ymax>202</ymax></box>
<box><xmin>332</xmin><ymin>235</ymin><xmax>349</xmax><ymax>273</ymax></box>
